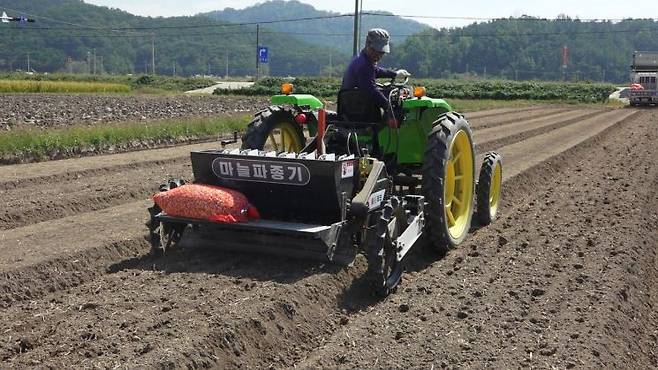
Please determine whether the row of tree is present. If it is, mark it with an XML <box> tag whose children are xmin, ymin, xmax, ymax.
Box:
<box><xmin>0</xmin><ymin>0</ymin><xmax>344</xmax><ymax>77</ymax></box>
<box><xmin>385</xmin><ymin>17</ymin><xmax>658</xmax><ymax>83</ymax></box>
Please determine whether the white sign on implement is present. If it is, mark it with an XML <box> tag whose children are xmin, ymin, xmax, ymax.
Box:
<box><xmin>341</xmin><ymin>161</ymin><xmax>354</xmax><ymax>179</ymax></box>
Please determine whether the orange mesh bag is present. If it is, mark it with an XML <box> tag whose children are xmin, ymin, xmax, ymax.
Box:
<box><xmin>153</xmin><ymin>184</ymin><xmax>260</xmax><ymax>223</ymax></box>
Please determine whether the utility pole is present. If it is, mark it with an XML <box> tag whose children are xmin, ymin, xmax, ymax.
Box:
<box><xmin>255</xmin><ymin>24</ymin><xmax>260</xmax><ymax>80</ymax></box>
<box><xmin>561</xmin><ymin>45</ymin><xmax>568</xmax><ymax>81</ymax></box>
<box><xmin>173</xmin><ymin>62</ymin><xmax>176</xmax><ymax>76</ymax></box>
<box><xmin>225</xmin><ymin>50</ymin><xmax>229</xmax><ymax>78</ymax></box>
<box><xmin>87</xmin><ymin>51</ymin><xmax>91</xmax><ymax>74</ymax></box>
<box><xmin>93</xmin><ymin>48</ymin><xmax>96</xmax><ymax>75</ymax></box>
<box><xmin>352</xmin><ymin>0</ymin><xmax>360</xmax><ymax>57</ymax></box>
<box><xmin>358</xmin><ymin>0</ymin><xmax>363</xmax><ymax>51</ymax></box>
<box><xmin>99</xmin><ymin>56</ymin><xmax>103</xmax><ymax>74</ymax></box>
<box><xmin>151</xmin><ymin>33</ymin><xmax>156</xmax><ymax>75</ymax></box>
<box><xmin>329</xmin><ymin>53</ymin><xmax>333</xmax><ymax>77</ymax></box>
<box><xmin>26</xmin><ymin>52</ymin><xmax>30</xmax><ymax>72</ymax></box>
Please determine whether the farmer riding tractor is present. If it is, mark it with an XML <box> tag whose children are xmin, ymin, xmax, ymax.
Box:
<box><xmin>237</xmin><ymin>76</ymin><xmax>503</xmax><ymax>291</ymax></box>
<box><xmin>148</xmin><ymin>73</ymin><xmax>502</xmax><ymax>297</ymax></box>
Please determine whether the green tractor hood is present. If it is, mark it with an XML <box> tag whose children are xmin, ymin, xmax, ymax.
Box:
<box><xmin>402</xmin><ymin>97</ymin><xmax>452</xmax><ymax>111</ymax></box>
<box><xmin>271</xmin><ymin>94</ymin><xmax>324</xmax><ymax>110</ymax></box>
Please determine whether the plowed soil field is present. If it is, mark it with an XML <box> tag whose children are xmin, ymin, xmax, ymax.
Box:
<box><xmin>1</xmin><ymin>106</ymin><xmax>656</xmax><ymax>369</ymax></box>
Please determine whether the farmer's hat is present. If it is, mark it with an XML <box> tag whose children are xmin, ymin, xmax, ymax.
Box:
<box><xmin>366</xmin><ymin>28</ymin><xmax>390</xmax><ymax>53</ymax></box>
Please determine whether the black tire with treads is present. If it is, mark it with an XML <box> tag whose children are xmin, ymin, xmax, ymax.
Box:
<box><xmin>476</xmin><ymin>152</ymin><xmax>503</xmax><ymax>225</ymax></box>
<box><xmin>241</xmin><ymin>106</ymin><xmax>305</xmax><ymax>151</ymax></box>
<box><xmin>421</xmin><ymin>112</ymin><xmax>476</xmax><ymax>255</ymax></box>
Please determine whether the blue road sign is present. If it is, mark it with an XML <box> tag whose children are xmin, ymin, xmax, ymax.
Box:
<box><xmin>19</xmin><ymin>15</ymin><xmax>27</xmax><ymax>25</ymax></box>
<box><xmin>258</xmin><ymin>46</ymin><xmax>268</xmax><ymax>63</ymax></box>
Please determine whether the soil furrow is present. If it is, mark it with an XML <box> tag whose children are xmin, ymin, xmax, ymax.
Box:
<box><xmin>0</xmin><ymin>161</ymin><xmax>193</xmax><ymax>230</ymax></box>
<box><xmin>462</xmin><ymin>106</ymin><xmax>542</xmax><ymax>120</ymax></box>
<box><xmin>475</xmin><ymin>109</ymin><xmax>608</xmax><ymax>154</ymax></box>
<box><xmin>468</xmin><ymin>107</ymin><xmax>570</xmax><ymax>129</ymax></box>
<box><xmin>495</xmin><ymin>109</ymin><xmax>637</xmax><ymax>179</ymax></box>
<box><xmin>0</xmin><ymin>141</ymin><xmax>218</xmax><ymax>191</ymax></box>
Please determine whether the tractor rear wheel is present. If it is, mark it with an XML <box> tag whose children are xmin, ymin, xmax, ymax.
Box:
<box><xmin>476</xmin><ymin>152</ymin><xmax>503</xmax><ymax>225</ymax></box>
<box><xmin>422</xmin><ymin>112</ymin><xmax>476</xmax><ymax>255</ymax></box>
<box><xmin>241</xmin><ymin>106</ymin><xmax>305</xmax><ymax>152</ymax></box>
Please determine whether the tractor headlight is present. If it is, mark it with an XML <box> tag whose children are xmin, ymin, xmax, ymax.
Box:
<box><xmin>413</xmin><ymin>86</ymin><xmax>426</xmax><ymax>98</ymax></box>
<box><xmin>281</xmin><ymin>83</ymin><xmax>294</xmax><ymax>95</ymax></box>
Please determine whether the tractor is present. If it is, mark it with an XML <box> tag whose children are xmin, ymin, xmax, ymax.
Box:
<box><xmin>148</xmin><ymin>76</ymin><xmax>502</xmax><ymax>296</ymax></box>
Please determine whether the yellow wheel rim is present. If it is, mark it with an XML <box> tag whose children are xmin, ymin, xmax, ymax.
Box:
<box><xmin>489</xmin><ymin>161</ymin><xmax>502</xmax><ymax>218</ymax></box>
<box><xmin>443</xmin><ymin>130</ymin><xmax>474</xmax><ymax>239</ymax></box>
<box><xmin>264</xmin><ymin>122</ymin><xmax>303</xmax><ymax>152</ymax></box>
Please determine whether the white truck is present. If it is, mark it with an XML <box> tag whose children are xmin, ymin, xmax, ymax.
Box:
<box><xmin>629</xmin><ymin>51</ymin><xmax>658</xmax><ymax>106</ymax></box>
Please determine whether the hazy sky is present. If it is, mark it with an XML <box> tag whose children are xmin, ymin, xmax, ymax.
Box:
<box><xmin>82</xmin><ymin>0</ymin><xmax>657</xmax><ymax>29</ymax></box>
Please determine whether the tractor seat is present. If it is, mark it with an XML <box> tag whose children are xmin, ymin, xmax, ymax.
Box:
<box><xmin>337</xmin><ymin>89</ymin><xmax>384</xmax><ymax>124</ymax></box>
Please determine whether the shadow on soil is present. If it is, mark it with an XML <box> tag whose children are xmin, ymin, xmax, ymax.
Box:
<box><xmin>108</xmin><ymin>239</ymin><xmax>344</xmax><ymax>286</ymax></box>
<box><xmin>107</xmin><ymin>227</ymin><xmax>462</xmax><ymax>313</ymax></box>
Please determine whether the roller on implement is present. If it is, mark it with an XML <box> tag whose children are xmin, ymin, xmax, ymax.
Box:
<box><xmin>148</xmin><ymin>77</ymin><xmax>503</xmax><ymax>296</ymax></box>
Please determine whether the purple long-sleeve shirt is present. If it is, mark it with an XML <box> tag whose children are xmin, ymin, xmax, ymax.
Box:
<box><xmin>341</xmin><ymin>49</ymin><xmax>397</xmax><ymax>110</ymax></box>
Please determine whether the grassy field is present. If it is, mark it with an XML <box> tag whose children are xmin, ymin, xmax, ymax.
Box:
<box><xmin>0</xmin><ymin>115</ymin><xmax>251</xmax><ymax>162</ymax></box>
<box><xmin>0</xmin><ymin>80</ymin><xmax>131</xmax><ymax>93</ymax></box>
<box><xmin>0</xmin><ymin>73</ymin><xmax>219</xmax><ymax>93</ymax></box>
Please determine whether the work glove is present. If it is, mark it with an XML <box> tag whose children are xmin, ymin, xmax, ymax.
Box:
<box><xmin>396</xmin><ymin>69</ymin><xmax>411</xmax><ymax>79</ymax></box>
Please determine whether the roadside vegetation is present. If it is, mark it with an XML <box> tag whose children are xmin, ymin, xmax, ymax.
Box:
<box><xmin>0</xmin><ymin>79</ymin><xmax>131</xmax><ymax>94</ymax></box>
<box><xmin>0</xmin><ymin>115</ymin><xmax>250</xmax><ymax>163</ymax></box>
<box><xmin>0</xmin><ymin>73</ymin><xmax>218</xmax><ymax>93</ymax></box>
<box><xmin>216</xmin><ymin>77</ymin><xmax>617</xmax><ymax>103</ymax></box>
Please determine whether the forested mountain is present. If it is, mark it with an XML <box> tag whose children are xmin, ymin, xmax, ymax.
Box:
<box><xmin>0</xmin><ymin>0</ymin><xmax>348</xmax><ymax>76</ymax></box>
<box><xmin>386</xmin><ymin>17</ymin><xmax>658</xmax><ymax>83</ymax></box>
<box><xmin>204</xmin><ymin>0</ymin><xmax>430</xmax><ymax>55</ymax></box>
<box><xmin>0</xmin><ymin>0</ymin><xmax>656</xmax><ymax>83</ymax></box>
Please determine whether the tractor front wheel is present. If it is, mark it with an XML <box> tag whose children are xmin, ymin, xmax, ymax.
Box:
<box><xmin>422</xmin><ymin>112</ymin><xmax>476</xmax><ymax>255</ymax></box>
<box><xmin>241</xmin><ymin>106</ymin><xmax>306</xmax><ymax>152</ymax></box>
<box><xmin>476</xmin><ymin>152</ymin><xmax>503</xmax><ymax>225</ymax></box>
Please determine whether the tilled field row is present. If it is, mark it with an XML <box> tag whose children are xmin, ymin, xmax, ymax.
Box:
<box><xmin>0</xmin><ymin>94</ymin><xmax>269</xmax><ymax>130</ymax></box>
<box><xmin>0</xmin><ymin>106</ymin><xmax>646</xmax><ymax>368</ymax></box>
<box><xmin>0</xmin><ymin>108</ymin><xmax>607</xmax><ymax>231</ymax></box>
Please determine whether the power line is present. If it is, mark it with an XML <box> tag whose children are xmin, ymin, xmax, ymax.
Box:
<box><xmin>4</xmin><ymin>25</ymin><xmax>658</xmax><ymax>40</ymax></box>
<box><xmin>1</xmin><ymin>6</ymin><xmax>145</xmax><ymax>36</ymax></box>
<box><xmin>4</xmin><ymin>6</ymin><xmax>658</xmax><ymax>33</ymax></box>
<box><xmin>0</xmin><ymin>10</ymin><xmax>357</xmax><ymax>31</ymax></box>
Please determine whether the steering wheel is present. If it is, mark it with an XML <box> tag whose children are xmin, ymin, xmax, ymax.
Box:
<box><xmin>376</xmin><ymin>75</ymin><xmax>409</xmax><ymax>89</ymax></box>
<box><xmin>395</xmin><ymin>75</ymin><xmax>410</xmax><ymax>86</ymax></box>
